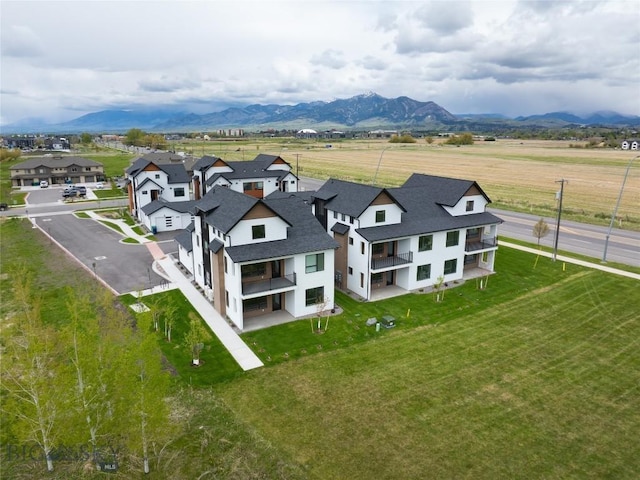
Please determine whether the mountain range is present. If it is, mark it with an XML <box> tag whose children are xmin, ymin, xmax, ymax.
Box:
<box><xmin>2</xmin><ymin>93</ymin><xmax>639</xmax><ymax>134</ymax></box>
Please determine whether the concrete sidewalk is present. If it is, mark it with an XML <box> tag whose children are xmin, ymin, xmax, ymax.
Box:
<box><xmin>499</xmin><ymin>241</ymin><xmax>640</xmax><ymax>281</ymax></box>
<box><xmin>153</xmin><ymin>253</ymin><xmax>264</xmax><ymax>371</ymax></box>
<box><xmin>85</xmin><ymin>210</ymin><xmax>263</xmax><ymax>371</ymax></box>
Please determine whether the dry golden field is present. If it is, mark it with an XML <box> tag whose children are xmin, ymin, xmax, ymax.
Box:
<box><xmin>183</xmin><ymin>138</ymin><xmax>640</xmax><ymax>229</ymax></box>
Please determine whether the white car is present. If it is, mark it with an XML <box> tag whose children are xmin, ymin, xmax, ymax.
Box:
<box><xmin>95</xmin><ymin>182</ymin><xmax>104</xmax><ymax>189</ymax></box>
<box><xmin>40</xmin><ymin>181</ymin><xmax>49</xmax><ymax>188</ymax></box>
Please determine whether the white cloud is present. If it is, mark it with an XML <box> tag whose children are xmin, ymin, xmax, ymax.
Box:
<box><xmin>0</xmin><ymin>0</ymin><xmax>638</xmax><ymax>127</ymax></box>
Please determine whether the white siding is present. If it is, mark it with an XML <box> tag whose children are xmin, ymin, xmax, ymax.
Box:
<box><xmin>229</xmin><ymin>216</ymin><xmax>288</xmax><ymax>245</ymax></box>
<box><xmin>442</xmin><ymin>194</ymin><xmax>487</xmax><ymax>216</ymax></box>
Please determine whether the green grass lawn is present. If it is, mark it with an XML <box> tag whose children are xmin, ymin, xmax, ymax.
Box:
<box><xmin>3</xmin><ymin>215</ymin><xmax>639</xmax><ymax>479</ymax></box>
<box><xmin>217</xmin><ymin>249</ymin><xmax>640</xmax><ymax>479</ymax></box>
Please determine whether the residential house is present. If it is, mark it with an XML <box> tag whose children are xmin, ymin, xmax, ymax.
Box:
<box><xmin>125</xmin><ymin>158</ymin><xmax>191</xmax><ymax>223</ymax></box>
<box><xmin>9</xmin><ymin>156</ymin><xmax>105</xmax><ymax>187</ymax></box>
<box><xmin>193</xmin><ymin>154</ymin><xmax>298</xmax><ymax>200</ymax></box>
<box><xmin>312</xmin><ymin>174</ymin><xmax>502</xmax><ymax>301</ymax></box>
<box><xmin>621</xmin><ymin>139</ymin><xmax>639</xmax><ymax>150</ymax></box>
<box><xmin>184</xmin><ymin>186</ymin><xmax>338</xmax><ymax>331</ymax></box>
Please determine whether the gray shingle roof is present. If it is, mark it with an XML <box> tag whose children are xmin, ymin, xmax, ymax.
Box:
<box><xmin>10</xmin><ymin>156</ymin><xmax>102</xmax><ymax>170</ymax></box>
<box><xmin>224</xmin><ymin>193</ymin><xmax>339</xmax><ymax>263</ymax></box>
<box><xmin>192</xmin><ymin>155</ymin><xmax>221</xmax><ymax>171</ymax></box>
<box><xmin>402</xmin><ymin>173</ymin><xmax>490</xmax><ymax>206</ymax></box>
<box><xmin>174</xmin><ymin>229</ymin><xmax>193</xmax><ymax>252</ymax></box>
<box><xmin>141</xmin><ymin>199</ymin><xmax>197</xmax><ymax>215</ymax></box>
<box><xmin>313</xmin><ymin>178</ymin><xmax>405</xmax><ymax>218</ymax></box>
<box><xmin>126</xmin><ymin>158</ymin><xmax>190</xmax><ymax>183</ymax></box>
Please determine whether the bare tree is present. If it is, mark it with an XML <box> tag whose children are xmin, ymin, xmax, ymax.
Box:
<box><xmin>533</xmin><ymin>218</ymin><xmax>550</xmax><ymax>246</ymax></box>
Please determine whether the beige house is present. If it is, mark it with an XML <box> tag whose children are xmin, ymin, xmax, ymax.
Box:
<box><xmin>10</xmin><ymin>156</ymin><xmax>105</xmax><ymax>187</ymax></box>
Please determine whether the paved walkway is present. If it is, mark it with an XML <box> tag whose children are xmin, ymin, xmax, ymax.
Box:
<box><xmin>86</xmin><ymin>211</ymin><xmax>264</xmax><ymax>371</ymax></box>
<box><xmin>499</xmin><ymin>241</ymin><xmax>640</xmax><ymax>281</ymax></box>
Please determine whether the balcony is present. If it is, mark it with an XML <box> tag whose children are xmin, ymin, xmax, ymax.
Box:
<box><xmin>465</xmin><ymin>238</ymin><xmax>497</xmax><ymax>253</ymax></box>
<box><xmin>242</xmin><ymin>273</ymin><xmax>297</xmax><ymax>295</ymax></box>
<box><xmin>371</xmin><ymin>252</ymin><xmax>413</xmax><ymax>270</ymax></box>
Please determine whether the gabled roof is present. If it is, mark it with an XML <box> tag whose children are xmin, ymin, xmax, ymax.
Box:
<box><xmin>354</xmin><ymin>177</ymin><xmax>501</xmax><ymax>242</ymax></box>
<box><xmin>10</xmin><ymin>156</ymin><xmax>102</xmax><ymax>170</ymax></box>
<box><xmin>402</xmin><ymin>173</ymin><xmax>491</xmax><ymax>206</ymax></box>
<box><xmin>313</xmin><ymin>178</ymin><xmax>406</xmax><ymax>218</ymax></box>
<box><xmin>253</xmin><ymin>154</ymin><xmax>291</xmax><ymax>169</ymax></box>
<box><xmin>225</xmin><ymin>193</ymin><xmax>339</xmax><ymax>263</ymax></box>
<box><xmin>141</xmin><ymin>199</ymin><xmax>197</xmax><ymax>215</ymax></box>
<box><xmin>136</xmin><ymin>177</ymin><xmax>164</xmax><ymax>191</ymax></box>
<box><xmin>205</xmin><ymin>168</ymin><xmax>290</xmax><ymax>186</ymax></box>
<box><xmin>126</xmin><ymin>158</ymin><xmax>191</xmax><ymax>184</ymax></box>
<box><xmin>194</xmin><ymin>185</ymin><xmax>286</xmax><ymax>234</ymax></box>
<box><xmin>192</xmin><ymin>155</ymin><xmax>222</xmax><ymax>171</ymax></box>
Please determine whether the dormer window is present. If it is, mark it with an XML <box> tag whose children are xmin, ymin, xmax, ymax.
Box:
<box><xmin>466</xmin><ymin>200</ymin><xmax>474</xmax><ymax>212</ymax></box>
<box><xmin>375</xmin><ymin>210</ymin><xmax>385</xmax><ymax>223</ymax></box>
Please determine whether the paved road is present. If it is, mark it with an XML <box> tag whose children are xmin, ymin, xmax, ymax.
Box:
<box><xmin>298</xmin><ymin>177</ymin><xmax>639</xmax><ymax>267</ymax></box>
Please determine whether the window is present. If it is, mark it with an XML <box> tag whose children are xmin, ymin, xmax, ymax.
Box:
<box><xmin>244</xmin><ymin>297</ymin><xmax>267</xmax><ymax>312</ymax></box>
<box><xmin>446</xmin><ymin>231</ymin><xmax>460</xmax><ymax>247</ymax></box>
<box><xmin>466</xmin><ymin>200</ymin><xmax>474</xmax><ymax>212</ymax></box>
<box><xmin>444</xmin><ymin>259</ymin><xmax>457</xmax><ymax>275</ymax></box>
<box><xmin>418</xmin><ymin>235</ymin><xmax>433</xmax><ymax>252</ymax></box>
<box><xmin>348</xmin><ymin>266</ymin><xmax>353</xmax><ymax>275</ymax></box>
<box><xmin>360</xmin><ymin>273</ymin><xmax>364</xmax><ymax>288</ymax></box>
<box><xmin>241</xmin><ymin>263</ymin><xmax>266</xmax><ymax>278</ymax></box>
<box><xmin>371</xmin><ymin>272</ymin><xmax>383</xmax><ymax>285</ymax></box>
<box><xmin>417</xmin><ymin>264</ymin><xmax>431</xmax><ymax>281</ymax></box>
<box><xmin>142</xmin><ymin>190</ymin><xmax>148</xmax><ymax>195</ymax></box>
<box><xmin>155</xmin><ymin>174</ymin><xmax>160</xmax><ymax>179</ymax></box>
<box><xmin>85</xmin><ymin>167</ymin><xmax>92</xmax><ymax>172</ymax></box>
<box><xmin>174</xmin><ymin>187</ymin><xmax>185</xmax><ymax>197</ymax></box>
<box><xmin>252</xmin><ymin>224</ymin><xmax>265</xmax><ymax>239</ymax></box>
<box><xmin>349</xmin><ymin>216</ymin><xmax>354</xmax><ymax>224</ymax></box>
<box><xmin>224</xmin><ymin>256</ymin><xmax>228</xmax><ymax>273</ymax></box>
<box><xmin>165</xmin><ymin>216</ymin><xmax>173</xmax><ymax>228</ymax></box>
<box><xmin>71</xmin><ymin>167</ymin><xmax>78</xmax><ymax>172</ymax></box>
<box><xmin>467</xmin><ymin>228</ymin><xmax>480</xmax><ymax>238</ymax></box>
<box><xmin>361</xmin><ymin>242</ymin><xmax>365</xmax><ymax>255</ymax></box>
<box><xmin>482</xmin><ymin>251</ymin><xmax>489</xmax><ymax>263</ymax></box>
<box><xmin>375</xmin><ymin>210</ymin><xmax>386</xmax><ymax>223</ymax></box>
<box><xmin>372</xmin><ymin>243</ymin><xmax>384</xmax><ymax>255</ymax></box>
<box><xmin>349</xmin><ymin>237</ymin><xmax>354</xmax><ymax>245</ymax></box>
<box><xmin>305</xmin><ymin>286</ymin><xmax>324</xmax><ymax>306</ymax></box>
<box><xmin>333</xmin><ymin>211</ymin><xmax>338</xmax><ymax>219</ymax></box>
<box><xmin>196</xmin><ymin>235</ymin><xmax>200</xmax><ymax>247</ymax></box>
<box><xmin>341</xmin><ymin>213</ymin><xmax>346</xmax><ymax>221</ymax></box>
<box><xmin>305</xmin><ymin>253</ymin><xmax>325</xmax><ymax>273</ymax></box>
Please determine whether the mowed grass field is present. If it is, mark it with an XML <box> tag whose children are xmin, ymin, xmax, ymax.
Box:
<box><xmin>176</xmin><ymin>138</ymin><xmax>640</xmax><ymax>229</ymax></box>
<box><xmin>217</xmin><ymin>248</ymin><xmax>640</xmax><ymax>479</ymax></box>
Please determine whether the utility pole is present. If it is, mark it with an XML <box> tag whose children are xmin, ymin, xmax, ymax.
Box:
<box><xmin>372</xmin><ymin>147</ymin><xmax>390</xmax><ymax>186</ymax></box>
<box><xmin>602</xmin><ymin>155</ymin><xmax>639</xmax><ymax>263</ymax></box>
<box><xmin>294</xmin><ymin>154</ymin><xmax>301</xmax><ymax>177</ymax></box>
<box><xmin>552</xmin><ymin>179</ymin><xmax>568</xmax><ymax>262</ymax></box>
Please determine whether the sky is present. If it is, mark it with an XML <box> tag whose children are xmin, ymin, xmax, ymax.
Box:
<box><xmin>1</xmin><ymin>0</ymin><xmax>639</xmax><ymax>126</ymax></box>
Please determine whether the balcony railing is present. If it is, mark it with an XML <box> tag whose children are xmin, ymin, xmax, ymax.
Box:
<box><xmin>242</xmin><ymin>273</ymin><xmax>297</xmax><ymax>295</ymax></box>
<box><xmin>371</xmin><ymin>252</ymin><xmax>413</xmax><ymax>270</ymax></box>
<box><xmin>465</xmin><ymin>238</ymin><xmax>497</xmax><ymax>253</ymax></box>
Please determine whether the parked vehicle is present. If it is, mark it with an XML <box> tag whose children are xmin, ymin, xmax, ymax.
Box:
<box><xmin>40</xmin><ymin>181</ymin><xmax>49</xmax><ymax>188</ymax></box>
<box><xmin>0</xmin><ymin>203</ymin><xmax>8</xmax><ymax>211</ymax></box>
<box><xmin>62</xmin><ymin>189</ymin><xmax>78</xmax><ymax>198</ymax></box>
<box><xmin>95</xmin><ymin>182</ymin><xmax>104</xmax><ymax>189</ymax></box>
<box><xmin>76</xmin><ymin>186</ymin><xmax>87</xmax><ymax>196</ymax></box>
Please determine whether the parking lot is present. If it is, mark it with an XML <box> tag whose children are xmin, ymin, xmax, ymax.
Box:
<box><xmin>22</xmin><ymin>187</ymin><xmax>179</xmax><ymax>296</ymax></box>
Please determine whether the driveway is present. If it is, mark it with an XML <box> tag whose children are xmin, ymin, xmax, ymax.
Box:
<box><xmin>34</xmin><ymin>213</ymin><xmax>172</xmax><ymax>295</ymax></box>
